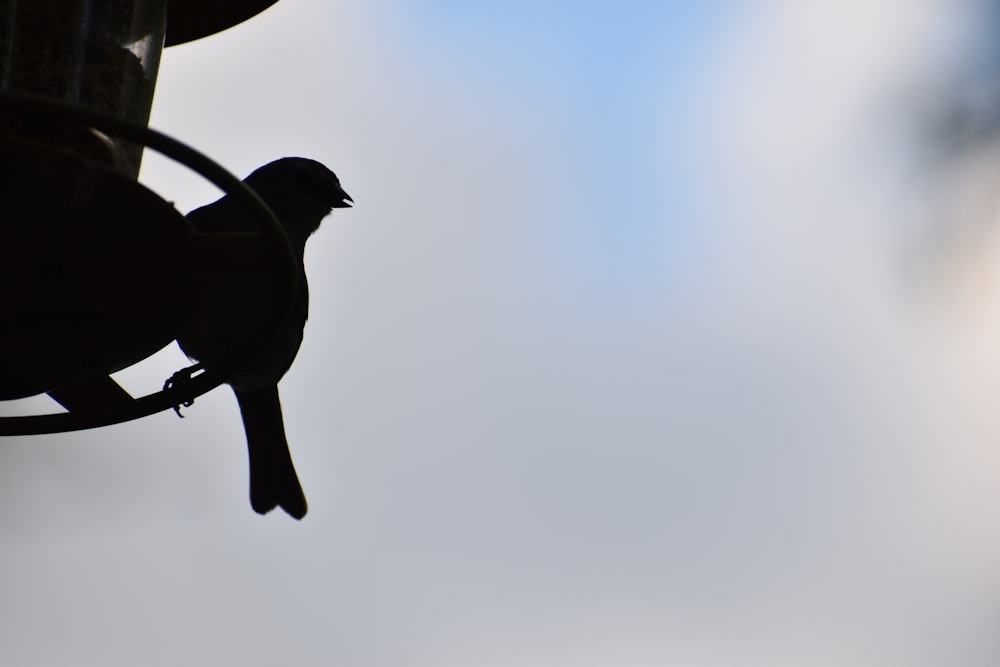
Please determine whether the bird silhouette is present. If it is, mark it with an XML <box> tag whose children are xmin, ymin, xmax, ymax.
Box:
<box><xmin>175</xmin><ymin>157</ymin><xmax>352</xmax><ymax>519</ymax></box>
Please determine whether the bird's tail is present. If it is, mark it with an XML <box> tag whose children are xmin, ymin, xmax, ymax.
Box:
<box><xmin>234</xmin><ymin>386</ymin><xmax>308</xmax><ymax>519</ymax></box>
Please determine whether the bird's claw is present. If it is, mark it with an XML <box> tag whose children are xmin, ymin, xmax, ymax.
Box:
<box><xmin>163</xmin><ymin>363</ymin><xmax>203</xmax><ymax>417</ymax></box>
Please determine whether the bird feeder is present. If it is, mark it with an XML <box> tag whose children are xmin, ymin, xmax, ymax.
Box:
<box><xmin>0</xmin><ymin>0</ymin><xmax>296</xmax><ymax>434</ymax></box>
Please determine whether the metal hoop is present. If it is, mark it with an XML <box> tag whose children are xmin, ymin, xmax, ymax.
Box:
<box><xmin>0</xmin><ymin>91</ymin><xmax>299</xmax><ymax>435</ymax></box>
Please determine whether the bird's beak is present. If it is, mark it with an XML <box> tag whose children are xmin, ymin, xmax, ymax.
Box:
<box><xmin>333</xmin><ymin>190</ymin><xmax>353</xmax><ymax>208</ymax></box>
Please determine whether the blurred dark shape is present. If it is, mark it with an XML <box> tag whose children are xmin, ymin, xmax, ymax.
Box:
<box><xmin>884</xmin><ymin>2</ymin><xmax>1000</xmax><ymax>284</ymax></box>
<box><xmin>175</xmin><ymin>157</ymin><xmax>352</xmax><ymax>520</ymax></box>
<box><xmin>919</xmin><ymin>3</ymin><xmax>1000</xmax><ymax>159</ymax></box>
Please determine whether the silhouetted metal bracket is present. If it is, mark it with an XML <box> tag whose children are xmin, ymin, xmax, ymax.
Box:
<box><xmin>0</xmin><ymin>92</ymin><xmax>298</xmax><ymax>436</ymax></box>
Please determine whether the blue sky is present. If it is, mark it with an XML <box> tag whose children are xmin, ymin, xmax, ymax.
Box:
<box><xmin>397</xmin><ymin>1</ymin><xmax>731</xmax><ymax>305</ymax></box>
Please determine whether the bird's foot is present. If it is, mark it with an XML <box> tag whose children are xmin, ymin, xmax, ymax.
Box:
<box><xmin>163</xmin><ymin>363</ymin><xmax>204</xmax><ymax>417</ymax></box>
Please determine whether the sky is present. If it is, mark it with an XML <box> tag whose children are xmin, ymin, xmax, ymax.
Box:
<box><xmin>6</xmin><ymin>0</ymin><xmax>1000</xmax><ymax>664</ymax></box>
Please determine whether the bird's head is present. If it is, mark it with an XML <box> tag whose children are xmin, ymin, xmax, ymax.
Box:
<box><xmin>243</xmin><ymin>157</ymin><xmax>353</xmax><ymax>240</ymax></box>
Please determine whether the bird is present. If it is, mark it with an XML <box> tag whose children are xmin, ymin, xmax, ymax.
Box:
<box><xmin>174</xmin><ymin>157</ymin><xmax>352</xmax><ymax>519</ymax></box>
